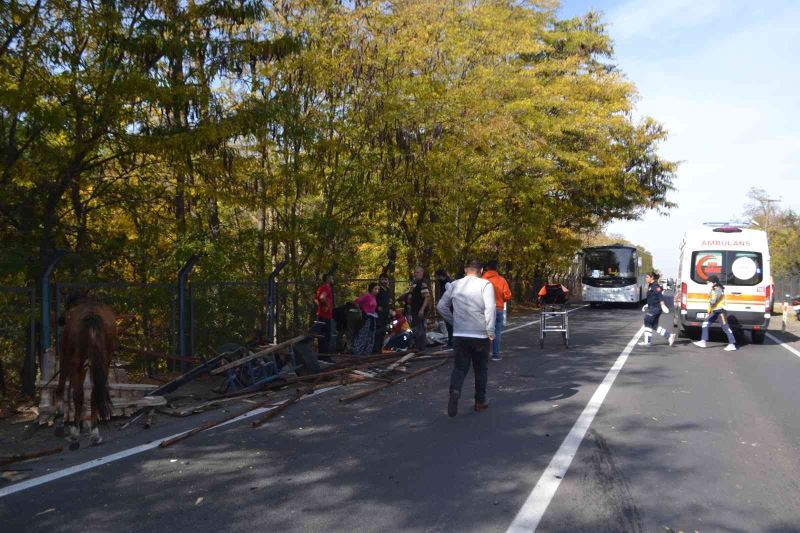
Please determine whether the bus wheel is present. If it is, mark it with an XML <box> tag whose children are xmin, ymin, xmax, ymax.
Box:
<box><xmin>751</xmin><ymin>330</ymin><xmax>766</xmax><ymax>344</ymax></box>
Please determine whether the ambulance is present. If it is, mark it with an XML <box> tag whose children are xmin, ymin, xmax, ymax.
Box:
<box><xmin>674</xmin><ymin>223</ymin><xmax>772</xmax><ymax>343</ymax></box>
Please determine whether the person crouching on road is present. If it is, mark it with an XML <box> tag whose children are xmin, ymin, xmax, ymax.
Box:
<box><xmin>693</xmin><ymin>274</ymin><xmax>737</xmax><ymax>351</ymax></box>
<box><xmin>437</xmin><ymin>258</ymin><xmax>496</xmax><ymax>417</ymax></box>
<box><xmin>482</xmin><ymin>259</ymin><xmax>512</xmax><ymax>361</ymax></box>
<box><xmin>353</xmin><ymin>283</ymin><xmax>380</xmax><ymax>355</ymax></box>
<box><xmin>639</xmin><ymin>272</ymin><xmax>676</xmax><ymax>347</ymax></box>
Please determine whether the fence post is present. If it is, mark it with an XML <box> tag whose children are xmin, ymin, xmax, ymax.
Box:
<box><xmin>177</xmin><ymin>254</ymin><xmax>200</xmax><ymax>371</ymax></box>
<box><xmin>266</xmin><ymin>258</ymin><xmax>287</xmax><ymax>344</ymax></box>
<box><xmin>39</xmin><ymin>250</ymin><xmax>65</xmax><ymax>369</ymax></box>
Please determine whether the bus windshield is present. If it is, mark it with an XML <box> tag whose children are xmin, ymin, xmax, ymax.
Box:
<box><xmin>583</xmin><ymin>248</ymin><xmax>637</xmax><ymax>279</ymax></box>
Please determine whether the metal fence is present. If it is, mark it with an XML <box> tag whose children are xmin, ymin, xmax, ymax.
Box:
<box><xmin>0</xmin><ymin>267</ymin><xmax>586</xmax><ymax>396</ymax></box>
<box><xmin>774</xmin><ymin>275</ymin><xmax>800</xmax><ymax>301</ymax></box>
<box><xmin>54</xmin><ymin>282</ymin><xmax>178</xmax><ymax>376</ymax></box>
<box><xmin>191</xmin><ymin>281</ymin><xmax>270</xmax><ymax>356</ymax></box>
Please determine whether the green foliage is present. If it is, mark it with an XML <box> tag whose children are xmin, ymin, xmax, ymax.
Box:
<box><xmin>1</xmin><ymin>0</ymin><xmax>676</xmax><ymax>286</ymax></box>
<box><xmin>745</xmin><ymin>188</ymin><xmax>800</xmax><ymax>275</ymax></box>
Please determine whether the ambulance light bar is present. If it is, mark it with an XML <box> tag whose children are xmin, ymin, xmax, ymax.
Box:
<box><xmin>702</xmin><ymin>220</ymin><xmax>752</xmax><ymax>229</ymax></box>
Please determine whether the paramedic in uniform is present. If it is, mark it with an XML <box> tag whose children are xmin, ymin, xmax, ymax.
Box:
<box><xmin>639</xmin><ymin>272</ymin><xmax>676</xmax><ymax>347</ymax></box>
<box><xmin>693</xmin><ymin>274</ymin><xmax>737</xmax><ymax>351</ymax></box>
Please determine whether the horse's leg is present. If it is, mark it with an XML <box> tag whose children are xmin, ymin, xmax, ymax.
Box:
<box><xmin>53</xmin><ymin>364</ymin><xmax>68</xmax><ymax>437</ymax></box>
<box><xmin>68</xmin><ymin>368</ymin><xmax>86</xmax><ymax>451</ymax></box>
<box><xmin>89</xmin><ymin>400</ymin><xmax>103</xmax><ymax>446</ymax></box>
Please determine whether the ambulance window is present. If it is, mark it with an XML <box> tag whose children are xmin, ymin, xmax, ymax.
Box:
<box><xmin>729</xmin><ymin>252</ymin><xmax>762</xmax><ymax>285</ymax></box>
<box><xmin>691</xmin><ymin>251</ymin><xmax>763</xmax><ymax>286</ymax></box>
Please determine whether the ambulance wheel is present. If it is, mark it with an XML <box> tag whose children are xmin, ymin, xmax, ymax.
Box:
<box><xmin>750</xmin><ymin>330</ymin><xmax>766</xmax><ymax>344</ymax></box>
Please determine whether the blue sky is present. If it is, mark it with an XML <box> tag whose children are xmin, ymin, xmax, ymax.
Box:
<box><xmin>558</xmin><ymin>0</ymin><xmax>800</xmax><ymax>277</ymax></box>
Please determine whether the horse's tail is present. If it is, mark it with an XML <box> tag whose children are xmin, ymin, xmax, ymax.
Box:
<box><xmin>84</xmin><ymin>313</ymin><xmax>112</xmax><ymax>421</ymax></box>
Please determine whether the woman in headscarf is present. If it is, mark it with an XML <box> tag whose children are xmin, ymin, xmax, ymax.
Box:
<box><xmin>353</xmin><ymin>282</ymin><xmax>380</xmax><ymax>355</ymax></box>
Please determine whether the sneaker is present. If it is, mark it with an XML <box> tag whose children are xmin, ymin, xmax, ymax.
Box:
<box><xmin>474</xmin><ymin>401</ymin><xmax>489</xmax><ymax>412</ymax></box>
<box><xmin>448</xmin><ymin>390</ymin><xmax>460</xmax><ymax>418</ymax></box>
<box><xmin>693</xmin><ymin>340</ymin><xmax>707</xmax><ymax>348</ymax></box>
<box><xmin>668</xmin><ymin>334</ymin><xmax>676</xmax><ymax>347</ymax></box>
<box><xmin>637</xmin><ymin>341</ymin><xmax>651</xmax><ymax>347</ymax></box>
<box><xmin>724</xmin><ymin>344</ymin><xmax>737</xmax><ymax>351</ymax></box>
<box><xmin>491</xmin><ymin>355</ymin><xmax>502</xmax><ymax>361</ymax></box>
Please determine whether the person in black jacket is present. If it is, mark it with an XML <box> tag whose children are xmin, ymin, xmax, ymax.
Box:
<box><xmin>639</xmin><ymin>272</ymin><xmax>676</xmax><ymax>347</ymax></box>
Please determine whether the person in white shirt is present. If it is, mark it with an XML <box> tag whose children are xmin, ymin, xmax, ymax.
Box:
<box><xmin>437</xmin><ymin>258</ymin><xmax>495</xmax><ymax>417</ymax></box>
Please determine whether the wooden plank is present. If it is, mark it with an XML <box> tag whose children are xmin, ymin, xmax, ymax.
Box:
<box><xmin>339</xmin><ymin>359</ymin><xmax>448</xmax><ymax>404</ymax></box>
<box><xmin>158</xmin><ymin>395</ymin><xmax>278</xmax><ymax>448</ymax></box>
<box><xmin>211</xmin><ymin>336</ymin><xmax>308</xmax><ymax>375</ymax></box>
<box><xmin>379</xmin><ymin>352</ymin><xmax>418</xmax><ymax>374</ymax></box>
<box><xmin>38</xmin><ymin>382</ymin><xmax>158</xmax><ymax>391</ymax></box>
<box><xmin>149</xmin><ymin>352</ymin><xmax>230</xmax><ymax>396</ymax></box>
<box><xmin>0</xmin><ymin>446</ymin><xmax>63</xmax><ymax>467</ymax></box>
<box><xmin>174</xmin><ymin>392</ymin><xmax>265</xmax><ymax>417</ymax></box>
<box><xmin>112</xmin><ymin>396</ymin><xmax>166</xmax><ymax>409</ymax></box>
<box><xmin>251</xmin><ymin>390</ymin><xmax>302</xmax><ymax>428</ymax></box>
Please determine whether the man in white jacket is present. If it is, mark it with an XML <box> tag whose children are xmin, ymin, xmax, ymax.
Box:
<box><xmin>437</xmin><ymin>258</ymin><xmax>496</xmax><ymax>417</ymax></box>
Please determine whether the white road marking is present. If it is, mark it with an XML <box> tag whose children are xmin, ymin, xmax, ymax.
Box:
<box><xmin>766</xmin><ymin>332</ymin><xmax>800</xmax><ymax>359</ymax></box>
<box><xmin>503</xmin><ymin>305</ymin><xmax>588</xmax><ymax>334</ymax></box>
<box><xmin>0</xmin><ymin>386</ymin><xmax>339</xmax><ymax>499</ymax></box>
<box><xmin>505</xmin><ymin>326</ymin><xmax>645</xmax><ymax>533</ymax></box>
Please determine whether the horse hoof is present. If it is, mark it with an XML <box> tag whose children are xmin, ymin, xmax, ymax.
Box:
<box><xmin>69</xmin><ymin>441</ymin><xmax>80</xmax><ymax>451</ymax></box>
<box><xmin>91</xmin><ymin>438</ymin><xmax>103</xmax><ymax>446</ymax></box>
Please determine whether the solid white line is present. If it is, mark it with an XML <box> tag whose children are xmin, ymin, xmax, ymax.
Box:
<box><xmin>505</xmin><ymin>325</ymin><xmax>645</xmax><ymax>533</ymax></box>
<box><xmin>0</xmin><ymin>386</ymin><xmax>340</xmax><ymax>499</ymax></box>
<box><xmin>765</xmin><ymin>332</ymin><xmax>800</xmax><ymax>359</ymax></box>
<box><xmin>503</xmin><ymin>305</ymin><xmax>588</xmax><ymax>334</ymax></box>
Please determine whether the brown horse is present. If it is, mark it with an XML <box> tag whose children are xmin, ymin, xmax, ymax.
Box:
<box><xmin>54</xmin><ymin>300</ymin><xmax>117</xmax><ymax>449</ymax></box>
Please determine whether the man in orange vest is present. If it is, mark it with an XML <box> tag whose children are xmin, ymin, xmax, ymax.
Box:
<box><xmin>482</xmin><ymin>260</ymin><xmax>512</xmax><ymax>361</ymax></box>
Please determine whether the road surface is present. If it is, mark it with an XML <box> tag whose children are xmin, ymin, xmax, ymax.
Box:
<box><xmin>2</xmin><ymin>303</ymin><xmax>800</xmax><ymax>532</ymax></box>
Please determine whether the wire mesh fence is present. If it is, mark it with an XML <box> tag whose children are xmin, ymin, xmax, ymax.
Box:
<box><xmin>54</xmin><ymin>282</ymin><xmax>177</xmax><ymax>376</ymax></box>
<box><xmin>190</xmin><ymin>281</ymin><xmax>270</xmax><ymax>355</ymax></box>
<box><xmin>774</xmin><ymin>275</ymin><xmax>800</xmax><ymax>301</ymax></box>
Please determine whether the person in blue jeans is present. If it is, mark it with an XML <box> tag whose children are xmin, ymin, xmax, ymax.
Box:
<box><xmin>482</xmin><ymin>260</ymin><xmax>512</xmax><ymax>361</ymax></box>
<box><xmin>437</xmin><ymin>258</ymin><xmax>496</xmax><ymax>416</ymax></box>
<box><xmin>693</xmin><ymin>275</ymin><xmax>737</xmax><ymax>351</ymax></box>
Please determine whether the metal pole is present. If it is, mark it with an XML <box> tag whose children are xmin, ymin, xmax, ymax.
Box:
<box><xmin>39</xmin><ymin>250</ymin><xmax>65</xmax><ymax>367</ymax></box>
<box><xmin>177</xmin><ymin>254</ymin><xmax>200</xmax><ymax>371</ymax></box>
<box><xmin>21</xmin><ymin>287</ymin><xmax>37</xmax><ymax>396</ymax></box>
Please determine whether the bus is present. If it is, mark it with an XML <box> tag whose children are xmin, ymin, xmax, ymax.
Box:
<box><xmin>581</xmin><ymin>245</ymin><xmax>647</xmax><ymax>305</ymax></box>
<box><xmin>674</xmin><ymin>223</ymin><xmax>772</xmax><ymax>343</ymax></box>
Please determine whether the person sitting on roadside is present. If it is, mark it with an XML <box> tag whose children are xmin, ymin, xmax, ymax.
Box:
<box><xmin>383</xmin><ymin>308</ymin><xmax>413</xmax><ymax>351</ymax></box>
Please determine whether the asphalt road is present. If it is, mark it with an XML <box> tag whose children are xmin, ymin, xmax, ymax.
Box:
<box><xmin>2</xmin><ymin>304</ymin><xmax>800</xmax><ymax>532</ymax></box>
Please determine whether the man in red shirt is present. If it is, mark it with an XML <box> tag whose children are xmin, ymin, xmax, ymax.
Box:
<box><xmin>314</xmin><ymin>274</ymin><xmax>334</xmax><ymax>352</ymax></box>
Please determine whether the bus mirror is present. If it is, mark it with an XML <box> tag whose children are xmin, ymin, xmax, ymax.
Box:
<box><xmin>637</xmin><ymin>257</ymin><xmax>642</xmax><ymax>267</ymax></box>
<box><xmin>573</xmin><ymin>253</ymin><xmax>581</xmax><ymax>264</ymax></box>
